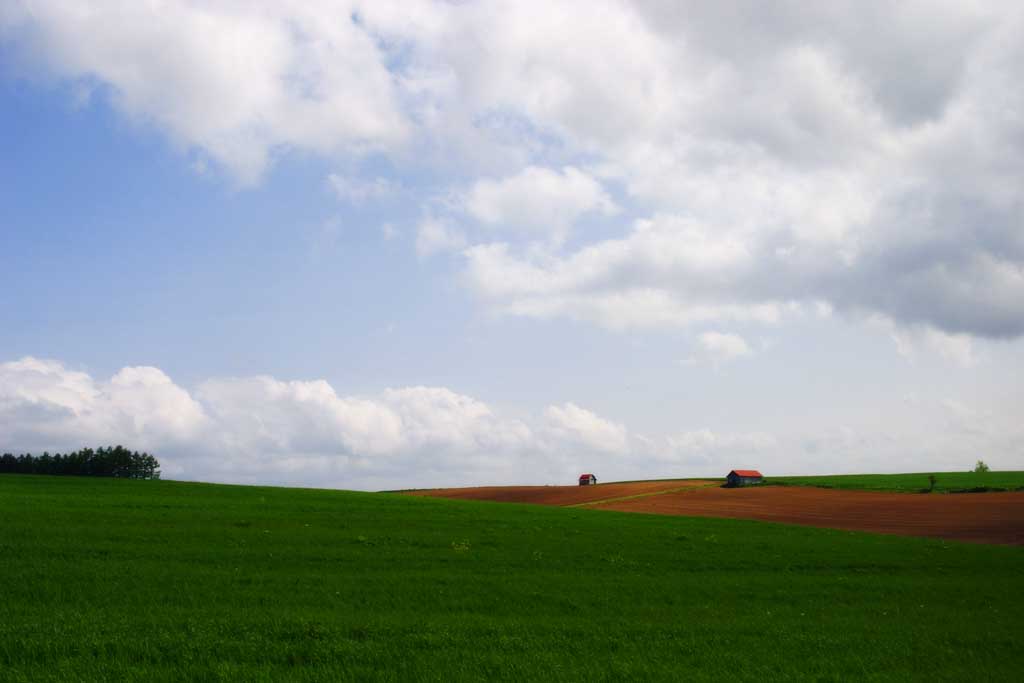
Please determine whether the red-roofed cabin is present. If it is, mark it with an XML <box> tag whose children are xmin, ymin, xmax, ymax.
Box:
<box><xmin>578</xmin><ymin>473</ymin><xmax>597</xmax><ymax>486</ymax></box>
<box><xmin>726</xmin><ymin>470</ymin><xmax>763</xmax><ymax>487</ymax></box>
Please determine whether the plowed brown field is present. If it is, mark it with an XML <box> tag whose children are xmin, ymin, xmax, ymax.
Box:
<box><xmin>403</xmin><ymin>480</ymin><xmax>710</xmax><ymax>506</ymax></box>
<box><xmin>592</xmin><ymin>486</ymin><xmax>1024</xmax><ymax>545</ymax></box>
<box><xmin>406</xmin><ymin>481</ymin><xmax>1024</xmax><ymax>545</ymax></box>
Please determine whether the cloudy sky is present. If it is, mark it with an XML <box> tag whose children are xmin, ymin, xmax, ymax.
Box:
<box><xmin>2</xmin><ymin>1</ymin><xmax>1022</xmax><ymax>489</ymax></box>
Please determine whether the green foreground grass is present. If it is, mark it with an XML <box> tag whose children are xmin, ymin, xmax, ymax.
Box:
<box><xmin>767</xmin><ymin>470</ymin><xmax>1024</xmax><ymax>493</ymax></box>
<box><xmin>1</xmin><ymin>475</ymin><xmax>1022</xmax><ymax>681</ymax></box>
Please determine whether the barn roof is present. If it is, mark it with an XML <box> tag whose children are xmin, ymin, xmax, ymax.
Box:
<box><xmin>579</xmin><ymin>473</ymin><xmax>595</xmax><ymax>478</ymax></box>
<box><xmin>729</xmin><ymin>469</ymin><xmax>763</xmax><ymax>478</ymax></box>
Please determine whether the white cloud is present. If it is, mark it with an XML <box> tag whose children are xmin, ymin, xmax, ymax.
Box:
<box><xmin>416</xmin><ymin>216</ymin><xmax>465</xmax><ymax>257</ymax></box>
<box><xmin>197</xmin><ymin>376</ymin><xmax>405</xmax><ymax>457</ymax></box>
<box><xmin>3</xmin><ymin>357</ymin><xmax>1022</xmax><ymax>486</ymax></box>
<box><xmin>4</xmin><ymin>1</ymin><xmax>1024</xmax><ymax>338</ymax></box>
<box><xmin>382</xmin><ymin>386</ymin><xmax>533</xmax><ymax>455</ymax></box>
<box><xmin>4</xmin><ymin>1</ymin><xmax>408</xmax><ymax>184</ymax></box>
<box><xmin>685</xmin><ymin>332</ymin><xmax>754</xmax><ymax>366</ymax></box>
<box><xmin>656</xmin><ymin>429</ymin><xmax>777</xmax><ymax>468</ymax></box>
<box><xmin>877</xmin><ymin>318</ymin><xmax>980</xmax><ymax>367</ymax></box>
<box><xmin>389</xmin><ymin>1</ymin><xmax>1023</xmax><ymax>340</ymax></box>
<box><xmin>0</xmin><ymin>357</ymin><xmax>206</xmax><ymax>453</ymax></box>
<box><xmin>543</xmin><ymin>402</ymin><xmax>628</xmax><ymax>454</ymax></box>
<box><xmin>361</xmin><ymin>0</ymin><xmax>677</xmax><ymax>158</ymax></box>
<box><xmin>461</xmin><ymin>215</ymin><xmax>785</xmax><ymax>330</ymax></box>
<box><xmin>107</xmin><ymin>366</ymin><xmax>208</xmax><ymax>443</ymax></box>
<box><xmin>894</xmin><ymin>327</ymin><xmax>978</xmax><ymax>368</ymax></box>
<box><xmin>0</xmin><ymin>357</ymin><xmax>540</xmax><ymax>488</ymax></box>
<box><xmin>327</xmin><ymin>173</ymin><xmax>396</xmax><ymax>203</ymax></box>
<box><xmin>194</xmin><ymin>380</ymin><xmax>536</xmax><ymax>470</ymax></box>
<box><xmin>464</xmin><ymin>165</ymin><xmax>616</xmax><ymax>243</ymax></box>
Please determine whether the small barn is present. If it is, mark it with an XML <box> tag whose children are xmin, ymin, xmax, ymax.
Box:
<box><xmin>578</xmin><ymin>473</ymin><xmax>597</xmax><ymax>486</ymax></box>
<box><xmin>726</xmin><ymin>469</ymin><xmax>763</xmax><ymax>487</ymax></box>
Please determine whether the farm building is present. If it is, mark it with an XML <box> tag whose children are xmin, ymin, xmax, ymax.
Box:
<box><xmin>578</xmin><ymin>473</ymin><xmax>597</xmax><ymax>486</ymax></box>
<box><xmin>726</xmin><ymin>470</ymin><xmax>763</xmax><ymax>487</ymax></box>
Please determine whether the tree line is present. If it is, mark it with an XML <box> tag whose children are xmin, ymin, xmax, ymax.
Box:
<box><xmin>0</xmin><ymin>446</ymin><xmax>160</xmax><ymax>479</ymax></box>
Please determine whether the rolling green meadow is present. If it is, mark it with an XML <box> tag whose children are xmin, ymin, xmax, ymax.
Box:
<box><xmin>2</xmin><ymin>474</ymin><xmax>1023</xmax><ymax>681</ymax></box>
<box><xmin>766</xmin><ymin>471</ymin><xmax>1024</xmax><ymax>493</ymax></box>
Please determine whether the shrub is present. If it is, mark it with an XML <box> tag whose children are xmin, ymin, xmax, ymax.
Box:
<box><xmin>973</xmin><ymin>460</ymin><xmax>990</xmax><ymax>473</ymax></box>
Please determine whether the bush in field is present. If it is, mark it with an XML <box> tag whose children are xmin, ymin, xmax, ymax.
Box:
<box><xmin>974</xmin><ymin>460</ymin><xmax>990</xmax><ymax>473</ymax></box>
<box><xmin>927</xmin><ymin>474</ymin><xmax>937</xmax><ymax>492</ymax></box>
<box><xmin>0</xmin><ymin>446</ymin><xmax>160</xmax><ymax>479</ymax></box>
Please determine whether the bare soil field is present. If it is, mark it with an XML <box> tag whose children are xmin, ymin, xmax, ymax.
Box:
<box><xmin>403</xmin><ymin>480</ymin><xmax>710</xmax><ymax>506</ymax></box>
<box><xmin>593</xmin><ymin>486</ymin><xmax>1024</xmax><ymax>545</ymax></box>
<box><xmin>407</xmin><ymin>481</ymin><xmax>1024</xmax><ymax>545</ymax></box>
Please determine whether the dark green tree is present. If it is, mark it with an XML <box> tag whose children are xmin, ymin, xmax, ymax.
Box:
<box><xmin>0</xmin><ymin>447</ymin><xmax>161</xmax><ymax>479</ymax></box>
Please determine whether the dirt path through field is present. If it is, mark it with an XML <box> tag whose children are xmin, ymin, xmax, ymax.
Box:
<box><xmin>566</xmin><ymin>482</ymin><xmax>717</xmax><ymax>507</ymax></box>
<box><xmin>593</xmin><ymin>486</ymin><xmax>1024</xmax><ymax>545</ymax></box>
<box><xmin>405</xmin><ymin>481</ymin><xmax>1024</xmax><ymax>545</ymax></box>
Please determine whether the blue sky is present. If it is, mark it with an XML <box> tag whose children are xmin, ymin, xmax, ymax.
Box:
<box><xmin>2</xmin><ymin>2</ymin><xmax>1022</xmax><ymax>489</ymax></box>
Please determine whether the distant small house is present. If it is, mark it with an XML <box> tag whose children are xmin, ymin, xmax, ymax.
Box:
<box><xmin>726</xmin><ymin>470</ymin><xmax>763</xmax><ymax>487</ymax></box>
<box><xmin>578</xmin><ymin>473</ymin><xmax>597</xmax><ymax>486</ymax></box>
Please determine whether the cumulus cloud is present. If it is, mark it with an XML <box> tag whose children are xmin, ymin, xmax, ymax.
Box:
<box><xmin>0</xmin><ymin>357</ymin><xmax>624</xmax><ymax>488</ymax></box>
<box><xmin>416</xmin><ymin>216</ymin><xmax>465</xmax><ymax>257</ymax></box>
<box><xmin>461</xmin><ymin>216</ymin><xmax>788</xmax><ymax>329</ymax></box>
<box><xmin>543</xmin><ymin>402</ymin><xmax>628</xmax><ymax>455</ymax></box>
<box><xmin>3</xmin><ymin>1</ymin><xmax>409</xmax><ymax>184</ymax></box>
<box><xmin>395</xmin><ymin>0</ymin><xmax>1022</xmax><ymax>340</ymax></box>
<box><xmin>196</xmin><ymin>376</ymin><xmax>405</xmax><ymax>457</ymax></box>
<box><xmin>887</xmin><ymin>324</ymin><xmax>979</xmax><ymax>368</ymax></box>
<box><xmin>5</xmin><ymin>1</ymin><xmax>1024</xmax><ymax>338</ymax></box>
<box><xmin>464</xmin><ymin>166</ymin><xmax>616</xmax><ymax>243</ymax></box>
<box><xmin>0</xmin><ymin>357</ymin><xmax>206</xmax><ymax>453</ymax></box>
<box><xmin>680</xmin><ymin>332</ymin><xmax>754</xmax><ymax>367</ymax></box>
<box><xmin>698</xmin><ymin>332</ymin><xmax>752</xmax><ymax>359</ymax></box>
<box><xmin>3</xmin><ymin>357</ymin><xmax>1022</xmax><ymax>486</ymax></box>
<box><xmin>382</xmin><ymin>386</ymin><xmax>533</xmax><ymax>456</ymax></box>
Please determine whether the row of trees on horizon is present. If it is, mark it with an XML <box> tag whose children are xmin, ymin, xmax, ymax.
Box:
<box><xmin>0</xmin><ymin>446</ymin><xmax>160</xmax><ymax>479</ymax></box>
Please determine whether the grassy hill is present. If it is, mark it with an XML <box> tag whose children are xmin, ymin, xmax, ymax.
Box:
<box><xmin>1</xmin><ymin>474</ymin><xmax>1022</xmax><ymax>681</ymax></box>
<box><xmin>766</xmin><ymin>470</ymin><xmax>1024</xmax><ymax>493</ymax></box>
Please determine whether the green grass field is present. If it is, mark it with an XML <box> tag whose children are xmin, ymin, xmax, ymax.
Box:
<box><xmin>2</xmin><ymin>475</ymin><xmax>1022</xmax><ymax>681</ymax></box>
<box><xmin>767</xmin><ymin>471</ymin><xmax>1024</xmax><ymax>493</ymax></box>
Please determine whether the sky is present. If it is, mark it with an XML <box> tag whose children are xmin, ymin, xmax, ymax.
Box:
<box><xmin>1</xmin><ymin>1</ymin><xmax>1023</xmax><ymax>490</ymax></box>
